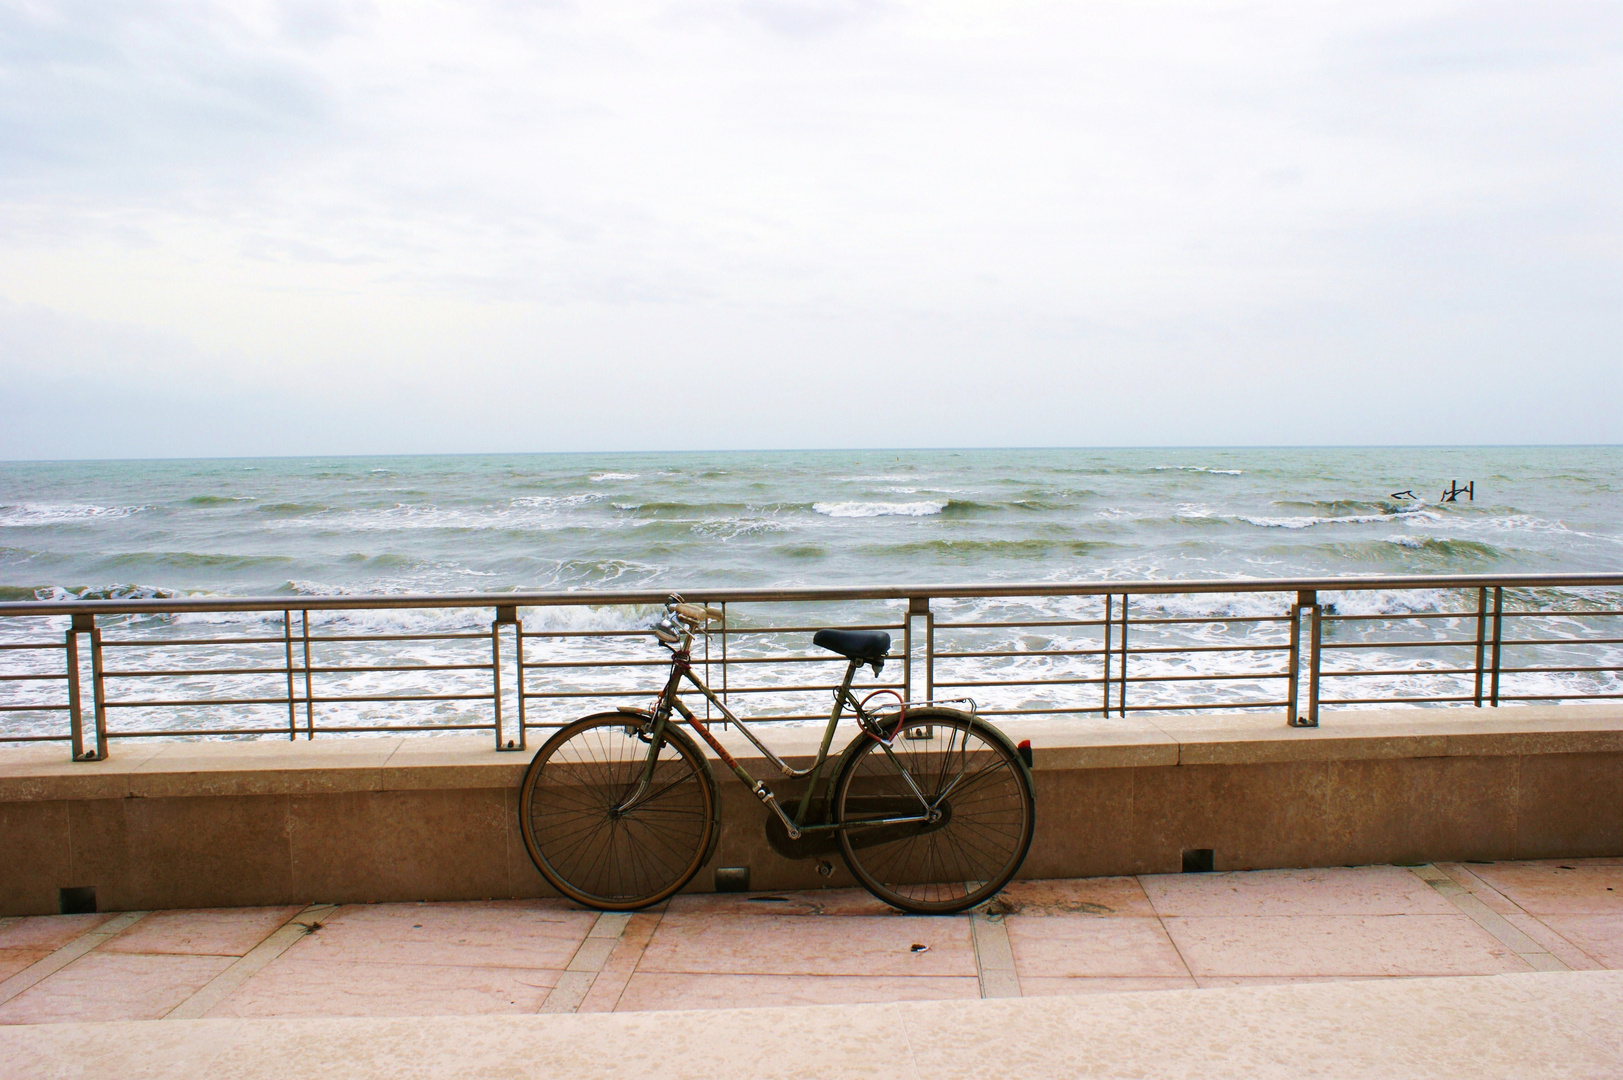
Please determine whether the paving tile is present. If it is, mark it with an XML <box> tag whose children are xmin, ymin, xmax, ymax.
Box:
<box><xmin>1469</xmin><ymin>862</ymin><xmax>1623</xmax><ymax>915</ymax></box>
<box><xmin>1192</xmin><ymin>975</ymin><xmax>1398</xmax><ymax>988</ymax></box>
<box><xmin>1163</xmin><ymin>914</ymin><xmax>1533</xmax><ymax>977</ymax></box>
<box><xmin>279</xmin><ymin>900</ymin><xmax>595</xmax><ymax>970</ymax></box>
<box><xmin>987</xmin><ymin>876</ymin><xmax>1155</xmax><ymax>917</ymax></box>
<box><xmin>614</xmin><ymin>972</ymin><xmax>978</xmax><ymax>1012</ymax></box>
<box><xmin>1142</xmin><ymin>866</ymin><xmax>1454</xmax><ymax>917</ymax></box>
<box><xmin>0</xmin><ymin>949</ymin><xmax>51</xmax><ymax>982</ymax></box>
<box><xmin>576</xmin><ymin>911</ymin><xmax>662</xmax><ymax>1014</ymax></box>
<box><xmin>99</xmin><ymin>906</ymin><xmax>303</xmax><ymax>957</ymax></box>
<box><xmin>0</xmin><ymin>952</ymin><xmax>233</xmax><ymax>1024</ymax></box>
<box><xmin>1019</xmin><ymin>976</ymin><xmax>1196</xmax><ymax>996</ymax></box>
<box><xmin>1434</xmin><ymin>863</ymin><xmax>1522</xmax><ymax>915</ymax></box>
<box><xmin>208</xmin><ymin>959</ymin><xmax>561</xmax><ymax>1017</ymax></box>
<box><xmin>1005</xmin><ymin>914</ymin><xmax>1190</xmax><ymax>978</ymax></box>
<box><xmin>0</xmin><ymin>913</ymin><xmax>114</xmax><ymax>951</ymax></box>
<box><xmin>1535</xmin><ymin>915</ymin><xmax>1623</xmax><ymax>968</ymax></box>
<box><xmin>665</xmin><ymin>889</ymin><xmax>894</xmax><ymax>917</ymax></box>
<box><xmin>1501</xmin><ymin>912</ymin><xmax>1605</xmax><ymax>971</ymax></box>
<box><xmin>637</xmin><ymin>911</ymin><xmax>975</xmax><ymax>977</ymax></box>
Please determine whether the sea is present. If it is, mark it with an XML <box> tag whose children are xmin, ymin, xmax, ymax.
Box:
<box><xmin>2</xmin><ymin>446</ymin><xmax>1620</xmax><ymax>737</ymax></box>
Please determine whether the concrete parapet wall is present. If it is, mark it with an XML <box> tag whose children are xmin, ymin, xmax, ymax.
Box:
<box><xmin>2</xmin><ymin>705</ymin><xmax>1620</xmax><ymax>916</ymax></box>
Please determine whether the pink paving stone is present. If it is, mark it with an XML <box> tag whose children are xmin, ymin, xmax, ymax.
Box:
<box><xmin>1468</xmin><ymin>862</ymin><xmax>1623</xmax><ymax>916</ymax></box>
<box><xmin>1534</xmin><ymin>915</ymin><xmax>1623</xmax><ymax>969</ymax></box>
<box><xmin>1163</xmin><ymin>914</ymin><xmax>1533</xmax><ymax>978</ymax></box>
<box><xmin>1005</xmin><ymin>915</ymin><xmax>1190</xmax><ymax>978</ymax></box>
<box><xmin>637</xmin><ymin>912</ymin><xmax>975</xmax><ymax>977</ymax></box>
<box><xmin>208</xmin><ymin>958</ymin><xmax>561</xmax><ymax>1018</ymax></box>
<box><xmin>0</xmin><ymin>913</ymin><xmax>114</xmax><ymax>952</ymax></box>
<box><xmin>990</xmin><ymin>876</ymin><xmax>1157</xmax><ymax>917</ymax></box>
<box><xmin>0</xmin><ymin>949</ymin><xmax>51</xmax><ymax>982</ymax></box>
<box><xmin>0</xmin><ymin>952</ymin><xmax>233</xmax><ymax>1024</ymax></box>
<box><xmin>278</xmin><ymin>900</ymin><xmax>595</xmax><ymax>970</ymax></box>
<box><xmin>613</xmin><ymin>972</ymin><xmax>979</xmax><ymax>1012</ymax></box>
<box><xmin>665</xmin><ymin>890</ymin><xmax>894</xmax><ymax>917</ymax></box>
<box><xmin>1435</xmin><ymin>864</ymin><xmax>1524</xmax><ymax>915</ymax></box>
<box><xmin>1020</xmin><ymin>976</ymin><xmax>1197</xmax><ymax>997</ymax></box>
<box><xmin>100</xmin><ymin>907</ymin><xmax>304</xmax><ymax>957</ymax></box>
<box><xmin>1141</xmin><ymin>866</ymin><xmax>1455</xmax><ymax>918</ymax></box>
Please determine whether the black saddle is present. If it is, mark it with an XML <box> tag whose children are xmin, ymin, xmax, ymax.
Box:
<box><xmin>812</xmin><ymin>629</ymin><xmax>891</xmax><ymax>663</ymax></box>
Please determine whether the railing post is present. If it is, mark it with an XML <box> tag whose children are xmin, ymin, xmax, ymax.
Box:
<box><xmin>1489</xmin><ymin>586</ymin><xmax>1504</xmax><ymax>707</ymax></box>
<box><xmin>1100</xmin><ymin>594</ymin><xmax>1113</xmax><ymax>717</ymax></box>
<box><xmin>1288</xmin><ymin>590</ymin><xmax>1319</xmax><ymax>727</ymax></box>
<box><xmin>284</xmin><ymin>610</ymin><xmax>297</xmax><ymax>740</ymax></box>
<box><xmin>493</xmin><ymin>605</ymin><xmax>524</xmax><ymax>751</ymax></box>
<box><xmin>1118</xmin><ymin>595</ymin><xmax>1129</xmax><ymax>718</ymax></box>
<box><xmin>301</xmin><ymin>611</ymin><xmax>314</xmax><ymax>738</ymax></box>
<box><xmin>1473</xmin><ymin>587</ymin><xmax>1488</xmax><ymax>707</ymax></box>
<box><xmin>907</xmin><ymin>596</ymin><xmax>932</xmax><ymax>702</ymax></box>
<box><xmin>67</xmin><ymin>613</ymin><xmax>107</xmax><ymax>761</ymax></box>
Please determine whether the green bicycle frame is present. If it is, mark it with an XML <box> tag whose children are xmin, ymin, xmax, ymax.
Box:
<box><xmin>617</xmin><ymin>640</ymin><xmax>938</xmax><ymax>841</ymax></box>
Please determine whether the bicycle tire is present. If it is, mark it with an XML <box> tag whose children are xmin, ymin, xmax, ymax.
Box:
<box><xmin>519</xmin><ymin>712</ymin><xmax>718</xmax><ymax>910</ymax></box>
<box><xmin>834</xmin><ymin>708</ymin><xmax>1034</xmax><ymax>914</ymax></box>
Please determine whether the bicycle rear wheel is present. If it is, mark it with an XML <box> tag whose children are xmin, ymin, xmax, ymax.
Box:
<box><xmin>519</xmin><ymin>713</ymin><xmax>718</xmax><ymax>910</ymax></box>
<box><xmin>834</xmin><ymin>709</ymin><xmax>1034</xmax><ymax>914</ymax></box>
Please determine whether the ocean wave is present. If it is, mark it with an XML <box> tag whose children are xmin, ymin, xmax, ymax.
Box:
<box><xmin>185</xmin><ymin>495</ymin><xmax>256</xmax><ymax>506</ymax></box>
<box><xmin>812</xmin><ymin>500</ymin><xmax>947</xmax><ymax>518</ymax></box>
<box><xmin>837</xmin><ymin>475</ymin><xmax>920</xmax><ymax>483</ymax></box>
<box><xmin>590</xmin><ymin>472</ymin><xmax>639</xmax><ymax>482</ymax></box>
<box><xmin>0</xmin><ymin>503</ymin><xmax>149</xmax><ymax>526</ymax></box>
<box><xmin>861</xmin><ymin>538</ymin><xmax>1115</xmax><ymax>559</ymax></box>
<box><xmin>1240</xmin><ymin>507</ymin><xmax>1442</xmax><ymax>529</ymax></box>
<box><xmin>1151</xmin><ymin>466</ymin><xmax>1243</xmax><ymax>476</ymax></box>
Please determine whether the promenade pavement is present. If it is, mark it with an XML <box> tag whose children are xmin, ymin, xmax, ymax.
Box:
<box><xmin>2</xmin><ymin>859</ymin><xmax>1620</xmax><ymax>1077</ymax></box>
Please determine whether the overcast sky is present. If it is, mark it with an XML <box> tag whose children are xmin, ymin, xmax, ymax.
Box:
<box><xmin>1</xmin><ymin>0</ymin><xmax>1618</xmax><ymax>459</ymax></box>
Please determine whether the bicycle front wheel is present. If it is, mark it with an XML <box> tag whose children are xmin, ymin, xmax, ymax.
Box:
<box><xmin>519</xmin><ymin>713</ymin><xmax>718</xmax><ymax>910</ymax></box>
<box><xmin>834</xmin><ymin>709</ymin><xmax>1034</xmax><ymax>914</ymax></box>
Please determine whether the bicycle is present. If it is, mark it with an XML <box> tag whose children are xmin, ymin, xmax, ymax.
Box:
<box><xmin>518</xmin><ymin>597</ymin><xmax>1036</xmax><ymax>914</ymax></box>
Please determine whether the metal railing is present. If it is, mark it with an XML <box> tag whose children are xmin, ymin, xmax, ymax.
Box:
<box><xmin>1</xmin><ymin>573</ymin><xmax>1620</xmax><ymax>760</ymax></box>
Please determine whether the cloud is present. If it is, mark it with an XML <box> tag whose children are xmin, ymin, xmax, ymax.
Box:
<box><xmin>0</xmin><ymin>0</ymin><xmax>1617</xmax><ymax>457</ymax></box>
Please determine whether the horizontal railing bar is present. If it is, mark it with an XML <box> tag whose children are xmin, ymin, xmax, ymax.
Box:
<box><xmin>103</xmin><ymin>663</ymin><xmax>493</xmax><ymax>678</ymax></box>
<box><xmin>1500</xmin><ymin>636</ymin><xmax>1623</xmax><ymax>647</ymax></box>
<box><xmin>0</xmin><ymin>642</ymin><xmax>67</xmax><ymax>651</ymax></box>
<box><xmin>1118</xmin><ymin>700</ymin><xmax>1291</xmax><ymax>711</ymax></box>
<box><xmin>1321</xmin><ymin>640</ymin><xmax>1479</xmax><ymax>650</ymax></box>
<box><xmin>0</xmin><ymin>733</ymin><xmax>71</xmax><ymax>741</ymax></box>
<box><xmin>1320</xmin><ymin>695</ymin><xmax>1484</xmax><ymax>705</ymax></box>
<box><xmin>520</xmin><ymin>630</ymin><xmax>656</xmax><ymax>639</ymax></box>
<box><xmin>1495</xmin><ymin>692</ymin><xmax>1623</xmax><ymax>701</ymax></box>
<box><xmin>1320</xmin><ymin>668</ymin><xmax>1479</xmax><ymax>677</ymax></box>
<box><xmin>935</xmin><ymin>677</ymin><xmax>1102</xmax><ymax>688</ymax></box>
<box><xmin>934</xmin><ymin>649</ymin><xmax>1106</xmax><ymax>659</ymax></box>
<box><xmin>934</xmin><ymin>619</ymin><xmax>1107</xmax><ymax>629</ymax></box>
<box><xmin>1105</xmin><ymin>615</ymin><xmax>1294</xmax><ymax>626</ymax></box>
<box><xmin>99</xmin><ymin>636</ymin><xmax>292</xmax><ymax>647</ymax></box>
<box><xmin>0</xmin><ymin>703</ymin><xmax>69</xmax><ymax>712</ymax></box>
<box><xmin>8</xmin><ymin>573</ymin><xmax>1620</xmax><ymax>617</ymax></box>
<box><xmin>0</xmin><ymin>673</ymin><xmax>67</xmax><ymax>681</ymax></box>
<box><xmin>718</xmin><ymin>624</ymin><xmax>906</xmax><ymax>635</ymax></box>
<box><xmin>105</xmin><ymin>692</ymin><xmax>495</xmax><ymax>707</ymax></box>
<box><xmin>1499</xmin><ymin>664</ymin><xmax>1623</xmax><ymax>674</ymax></box>
<box><xmin>1120</xmin><ymin>644</ymin><xmax>1287</xmax><ymax>655</ymax></box>
<box><xmin>521</xmin><ymin>654</ymin><xmax>900</xmax><ymax>671</ymax></box>
<box><xmin>103</xmin><ymin>723</ymin><xmax>498</xmax><ymax>737</ymax></box>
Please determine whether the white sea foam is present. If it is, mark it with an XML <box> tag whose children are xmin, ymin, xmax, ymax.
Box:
<box><xmin>590</xmin><ymin>472</ymin><xmax>639</xmax><ymax>482</ymax></box>
<box><xmin>812</xmin><ymin>500</ymin><xmax>947</xmax><ymax>518</ymax></box>
<box><xmin>1240</xmin><ymin>508</ymin><xmax>1441</xmax><ymax>529</ymax></box>
<box><xmin>1152</xmin><ymin>466</ymin><xmax>1243</xmax><ymax>476</ymax></box>
<box><xmin>0</xmin><ymin>503</ymin><xmax>147</xmax><ymax>526</ymax></box>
